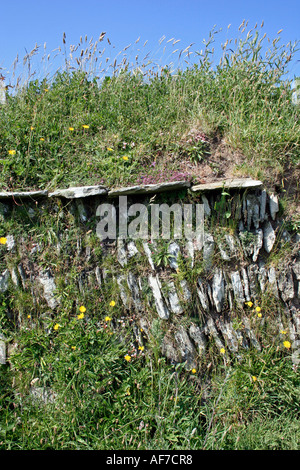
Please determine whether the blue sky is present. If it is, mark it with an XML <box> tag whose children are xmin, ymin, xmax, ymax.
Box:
<box><xmin>1</xmin><ymin>0</ymin><xmax>299</xmax><ymax>84</ymax></box>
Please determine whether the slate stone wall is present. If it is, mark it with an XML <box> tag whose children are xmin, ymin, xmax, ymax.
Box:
<box><xmin>0</xmin><ymin>179</ymin><xmax>299</xmax><ymax>367</ymax></box>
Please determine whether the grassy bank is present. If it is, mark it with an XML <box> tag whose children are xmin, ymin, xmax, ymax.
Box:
<box><xmin>0</xmin><ymin>24</ymin><xmax>299</xmax><ymax>192</ymax></box>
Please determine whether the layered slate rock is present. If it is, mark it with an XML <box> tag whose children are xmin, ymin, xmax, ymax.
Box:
<box><xmin>0</xmin><ymin>270</ymin><xmax>10</xmax><ymax>293</ymax></box>
<box><xmin>148</xmin><ymin>275</ymin><xmax>170</xmax><ymax>320</ymax></box>
<box><xmin>0</xmin><ymin>333</ymin><xmax>6</xmax><ymax>365</ymax></box>
<box><xmin>1</xmin><ymin>176</ymin><xmax>299</xmax><ymax>369</ymax></box>
<box><xmin>37</xmin><ymin>270</ymin><xmax>60</xmax><ymax>309</ymax></box>
<box><xmin>0</xmin><ymin>190</ymin><xmax>48</xmax><ymax>199</ymax></box>
<box><xmin>108</xmin><ymin>180</ymin><xmax>191</xmax><ymax>197</ymax></box>
<box><xmin>191</xmin><ymin>178</ymin><xmax>263</xmax><ymax>192</ymax></box>
<box><xmin>49</xmin><ymin>185</ymin><xmax>108</xmax><ymax>199</ymax></box>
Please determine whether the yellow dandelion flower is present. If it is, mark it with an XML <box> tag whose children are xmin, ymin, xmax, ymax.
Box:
<box><xmin>79</xmin><ymin>305</ymin><xmax>86</xmax><ymax>313</ymax></box>
<box><xmin>0</xmin><ymin>237</ymin><xmax>7</xmax><ymax>245</ymax></box>
<box><xmin>27</xmin><ymin>315</ymin><xmax>31</xmax><ymax>319</ymax></box>
<box><xmin>220</xmin><ymin>348</ymin><xmax>225</xmax><ymax>355</ymax></box>
<box><xmin>138</xmin><ymin>345</ymin><xmax>144</xmax><ymax>351</ymax></box>
<box><xmin>140</xmin><ymin>328</ymin><xmax>143</xmax><ymax>332</ymax></box>
<box><xmin>30</xmin><ymin>126</ymin><xmax>34</xmax><ymax>130</ymax></box>
<box><xmin>77</xmin><ymin>313</ymin><xmax>85</xmax><ymax>319</ymax></box>
<box><xmin>191</xmin><ymin>368</ymin><xmax>197</xmax><ymax>374</ymax></box>
<box><xmin>82</xmin><ymin>125</ymin><xmax>90</xmax><ymax>129</ymax></box>
<box><xmin>71</xmin><ymin>346</ymin><xmax>76</xmax><ymax>350</ymax></box>
<box><xmin>124</xmin><ymin>354</ymin><xmax>131</xmax><ymax>362</ymax></box>
<box><xmin>69</xmin><ymin>127</ymin><xmax>74</xmax><ymax>131</ymax></box>
<box><xmin>40</xmin><ymin>138</ymin><xmax>45</xmax><ymax>141</ymax></box>
<box><xmin>8</xmin><ymin>149</ymin><xmax>16</xmax><ymax>155</ymax></box>
<box><xmin>257</xmin><ymin>313</ymin><xmax>262</xmax><ymax>318</ymax></box>
<box><xmin>252</xmin><ymin>376</ymin><xmax>257</xmax><ymax>382</ymax></box>
<box><xmin>105</xmin><ymin>316</ymin><xmax>111</xmax><ymax>322</ymax></box>
<box><xmin>109</xmin><ymin>301</ymin><xmax>116</xmax><ymax>307</ymax></box>
<box><xmin>280</xmin><ymin>330</ymin><xmax>287</xmax><ymax>335</ymax></box>
<box><xmin>283</xmin><ymin>341</ymin><xmax>291</xmax><ymax>349</ymax></box>
<box><xmin>122</xmin><ymin>156</ymin><xmax>129</xmax><ymax>161</ymax></box>
<box><xmin>44</xmin><ymin>88</ymin><xmax>48</xmax><ymax>92</ymax></box>
<box><xmin>107</xmin><ymin>147</ymin><xmax>113</xmax><ymax>151</ymax></box>
<box><xmin>255</xmin><ymin>306</ymin><xmax>261</xmax><ymax>313</ymax></box>
<box><xmin>245</xmin><ymin>301</ymin><xmax>253</xmax><ymax>307</ymax></box>
<box><xmin>54</xmin><ymin>323</ymin><xmax>61</xmax><ymax>330</ymax></box>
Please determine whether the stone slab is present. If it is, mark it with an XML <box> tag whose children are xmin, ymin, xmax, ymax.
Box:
<box><xmin>191</xmin><ymin>178</ymin><xmax>263</xmax><ymax>192</ymax></box>
<box><xmin>108</xmin><ymin>181</ymin><xmax>191</xmax><ymax>197</ymax></box>
<box><xmin>0</xmin><ymin>190</ymin><xmax>48</xmax><ymax>199</ymax></box>
<box><xmin>49</xmin><ymin>185</ymin><xmax>108</xmax><ymax>199</ymax></box>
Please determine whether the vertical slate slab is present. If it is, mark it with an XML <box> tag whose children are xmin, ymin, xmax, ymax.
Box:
<box><xmin>0</xmin><ymin>79</ymin><xmax>6</xmax><ymax>105</ymax></box>
<box><xmin>0</xmin><ymin>334</ymin><xmax>6</xmax><ymax>364</ymax></box>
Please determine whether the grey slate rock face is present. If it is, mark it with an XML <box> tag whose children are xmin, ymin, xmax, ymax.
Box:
<box><xmin>4</xmin><ymin>235</ymin><xmax>15</xmax><ymax>252</ymax></box>
<box><xmin>242</xmin><ymin>316</ymin><xmax>261</xmax><ymax>351</ymax></box>
<box><xmin>142</xmin><ymin>241</ymin><xmax>155</xmax><ymax>270</ymax></box>
<box><xmin>269</xmin><ymin>193</ymin><xmax>279</xmax><ymax>220</ymax></box>
<box><xmin>116</xmin><ymin>275</ymin><xmax>129</xmax><ymax>308</ymax></box>
<box><xmin>197</xmin><ymin>278</ymin><xmax>211</xmax><ymax>312</ymax></box>
<box><xmin>168</xmin><ymin>241</ymin><xmax>180</xmax><ymax>269</ymax></box>
<box><xmin>37</xmin><ymin>270</ymin><xmax>60</xmax><ymax>309</ymax></box>
<box><xmin>0</xmin><ymin>190</ymin><xmax>48</xmax><ymax>199</ymax></box>
<box><xmin>180</xmin><ymin>280</ymin><xmax>192</xmax><ymax>301</ymax></box>
<box><xmin>204</xmin><ymin>317</ymin><xmax>225</xmax><ymax>350</ymax></box>
<box><xmin>191</xmin><ymin>178</ymin><xmax>263</xmax><ymax>192</ymax></box>
<box><xmin>49</xmin><ymin>185</ymin><xmax>107</xmax><ymax>199</ymax></box>
<box><xmin>189</xmin><ymin>324</ymin><xmax>207</xmax><ymax>354</ymax></box>
<box><xmin>127</xmin><ymin>271</ymin><xmax>142</xmax><ymax>311</ymax></box>
<box><xmin>212</xmin><ymin>269</ymin><xmax>225</xmax><ymax>312</ymax></box>
<box><xmin>263</xmin><ymin>222</ymin><xmax>276</xmax><ymax>253</ymax></box>
<box><xmin>267</xmin><ymin>266</ymin><xmax>279</xmax><ymax>297</ymax></box>
<box><xmin>127</xmin><ymin>241</ymin><xmax>139</xmax><ymax>258</ymax></box>
<box><xmin>0</xmin><ymin>334</ymin><xmax>6</xmax><ymax>365</ymax></box>
<box><xmin>292</xmin><ymin>261</ymin><xmax>300</xmax><ymax>298</ymax></box>
<box><xmin>218</xmin><ymin>317</ymin><xmax>239</xmax><ymax>353</ymax></box>
<box><xmin>174</xmin><ymin>326</ymin><xmax>197</xmax><ymax>369</ymax></box>
<box><xmin>0</xmin><ymin>270</ymin><xmax>10</xmax><ymax>292</ymax></box>
<box><xmin>148</xmin><ymin>275</ymin><xmax>170</xmax><ymax>319</ymax></box>
<box><xmin>76</xmin><ymin>200</ymin><xmax>88</xmax><ymax>222</ymax></box>
<box><xmin>167</xmin><ymin>282</ymin><xmax>184</xmax><ymax>314</ymax></box>
<box><xmin>246</xmin><ymin>195</ymin><xmax>260</xmax><ymax>230</ymax></box>
<box><xmin>203</xmin><ymin>232</ymin><xmax>215</xmax><ymax>270</ymax></box>
<box><xmin>277</xmin><ymin>270</ymin><xmax>295</xmax><ymax>302</ymax></box>
<box><xmin>201</xmin><ymin>194</ymin><xmax>211</xmax><ymax>216</ymax></box>
<box><xmin>260</xmin><ymin>189</ymin><xmax>267</xmax><ymax>222</ymax></box>
<box><xmin>230</xmin><ymin>271</ymin><xmax>245</xmax><ymax>306</ymax></box>
<box><xmin>241</xmin><ymin>268</ymin><xmax>251</xmax><ymax>302</ymax></box>
<box><xmin>252</xmin><ymin>229</ymin><xmax>263</xmax><ymax>262</ymax></box>
<box><xmin>117</xmin><ymin>239</ymin><xmax>127</xmax><ymax>267</ymax></box>
<box><xmin>108</xmin><ymin>181</ymin><xmax>191</xmax><ymax>197</ymax></box>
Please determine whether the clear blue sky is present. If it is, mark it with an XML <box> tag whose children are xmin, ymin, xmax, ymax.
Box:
<box><xmin>1</xmin><ymin>0</ymin><xmax>299</xmax><ymax>84</ymax></box>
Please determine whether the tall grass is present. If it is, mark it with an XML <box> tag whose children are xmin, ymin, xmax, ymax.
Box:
<box><xmin>0</xmin><ymin>23</ymin><xmax>299</xmax><ymax>190</ymax></box>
